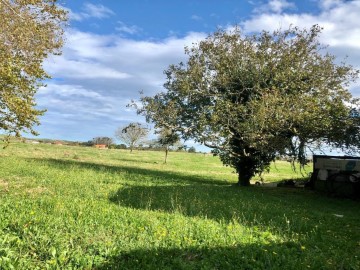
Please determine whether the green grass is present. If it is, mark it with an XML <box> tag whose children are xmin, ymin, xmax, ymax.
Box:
<box><xmin>0</xmin><ymin>142</ymin><xmax>359</xmax><ymax>269</ymax></box>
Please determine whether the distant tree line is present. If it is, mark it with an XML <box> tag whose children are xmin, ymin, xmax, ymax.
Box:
<box><xmin>81</xmin><ymin>123</ymin><xmax>199</xmax><ymax>162</ymax></box>
<box><xmin>19</xmin><ymin>132</ymin><xmax>198</xmax><ymax>155</ymax></box>
<box><xmin>83</xmin><ymin>132</ymin><xmax>195</xmax><ymax>154</ymax></box>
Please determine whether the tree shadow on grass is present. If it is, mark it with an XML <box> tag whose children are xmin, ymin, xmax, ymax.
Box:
<box><xmin>27</xmin><ymin>157</ymin><xmax>359</xmax><ymax>227</ymax></box>
<box><xmin>25</xmin><ymin>158</ymin><xmax>360</xmax><ymax>269</ymax></box>
<box><xmin>26</xmin><ymin>157</ymin><xmax>231</xmax><ymax>186</ymax></box>
<box><xmin>94</xmin><ymin>241</ymin><xmax>338</xmax><ymax>270</ymax></box>
<box><xmin>108</xmin><ymin>183</ymin><xmax>329</xmax><ymax>231</ymax></box>
<box><xmin>104</xmin><ymin>185</ymin><xmax>359</xmax><ymax>270</ymax></box>
<box><xmin>109</xmin><ymin>183</ymin><xmax>360</xmax><ymax>243</ymax></box>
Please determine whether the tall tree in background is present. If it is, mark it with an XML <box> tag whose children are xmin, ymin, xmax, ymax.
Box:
<box><xmin>0</xmin><ymin>0</ymin><xmax>67</xmax><ymax>140</ymax></box>
<box><xmin>137</xmin><ymin>25</ymin><xmax>360</xmax><ymax>186</ymax></box>
<box><xmin>115</xmin><ymin>123</ymin><xmax>149</xmax><ymax>153</ymax></box>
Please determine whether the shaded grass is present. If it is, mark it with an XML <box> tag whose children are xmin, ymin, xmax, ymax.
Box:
<box><xmin>0</xmin><ymin>142</ymin><xmax>359</xmax><ymax>269</ymax></box>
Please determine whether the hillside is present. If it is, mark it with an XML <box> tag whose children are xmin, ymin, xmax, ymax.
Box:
<box><xmin>0</xmin><ymin>142</ymin><xmax>358</xmax><ymax>269</ymax></box>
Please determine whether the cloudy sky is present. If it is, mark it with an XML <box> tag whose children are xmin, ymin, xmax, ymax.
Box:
<box><xmin>32</xmin><ymin>0</ymin><xmax>360</xmax><ymax>149</ymax></box>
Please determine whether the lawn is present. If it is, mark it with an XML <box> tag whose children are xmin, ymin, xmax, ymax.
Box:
<box><xmin>0</xmin><ymin>142</ymin><xmax>359</xmax><ymax>269</ymax></box>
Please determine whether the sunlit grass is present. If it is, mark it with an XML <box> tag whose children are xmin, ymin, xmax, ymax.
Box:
<box><xmin>0</xmin><ymin>142</ymin><xmax>358</xmax><ymax>269</ymax></box>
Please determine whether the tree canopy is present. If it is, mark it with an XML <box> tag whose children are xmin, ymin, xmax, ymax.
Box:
<box><xmin>137</xmin><ymin>25</ymin><xmax>360</xmax><ymax>186</ymax></box>
<box><xmin>0</xmin><ymin>0</ymin><xmax>67</xmax><ymax>140</ymax></box>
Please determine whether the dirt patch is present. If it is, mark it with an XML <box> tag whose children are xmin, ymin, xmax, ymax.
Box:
<box><xmin>26</xmin><ymin>186</ymin><xmax>51</xmax><ymax>195</ymax></box>
<box><xmin>0</xmin><ymin>179</ymin><xmax>9</xmax><ymax>192</ymax></box>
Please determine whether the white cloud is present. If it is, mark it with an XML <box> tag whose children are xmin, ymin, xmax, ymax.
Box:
<box><xmin>243</xmin><ymin>0</ymin><xmax>360</xmax><ymax>50</ymax></box>
<box><xmin>319</xmin><ymin>0</ymin><xmax>343</xmax><ymax>10</ymax></box>
<box><xmin>191</xmin><ymin>15</ymin><xmax>203</xmax><ymax>21</ymax></box>
<box><xmin>45</xmin><ymin>29</ymin><xmax>206</xmax><ymax>89</ymax></box>
<box><xmin>241</xmin><ymin>1</ymin><xmax>360</xmax><ymax>100</ymax></box>
<box><xmin>255</xmin><ymin>0</ymin><xmax>296</xmax><ymax>14</ymax></box>
<box><xmin>39</xmin><ymin>28</ymin><xmax>207</xmax><ymax>140</ymax></box>
<box><xmin>65</xmin><ymin>8</ymin><xmax>84</xmax><ymax>21</ymax></box>
<box><xmin>68</xmin><ymin>3</ymin><xmax>114</xmax><ymax>21</ymax></box>
<box><xmin>116</xmin><ymin>21</ymin><xmax>142</xmax><ymax>35</ymax></box>
<box><xmin>45</xmin><ymin>30</ymin><xmax>131</xmax><ymax>80</ymax></box>
<box><xmin>45</xmin><ymin>57</ymin><xmax>131</xmax><ymax>80</ymax></box>
<box><xmin>35</xmin><ymin>0</ymin><xmax>360</xmax><ymax>142</ymax></box>
<box><xmin>36</xmin><ymin>83</ymin><xmax>132</xmax><ymax>125</ymax></box>
<box><xmin>64</xmin><ymin>30</ymin><xmax>114</xmax><ymax>59</ymax></box>
<box><xmin>83</xmin><ymin>3</ymin><xmax>114</xmax><ymax>18</ymax></box>
<box><xmin>38</xmin><ymin>84</ymin><xmax>102</xmax><ymax>99</ymax></box>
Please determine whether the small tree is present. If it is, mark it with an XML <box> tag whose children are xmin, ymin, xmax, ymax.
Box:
<box><xmin>115</xmin><ymin>123</ymin><xmax>148</xmax><ymax>153</ymax></box>
<box><xmin>188</xmin><ymin>146</ymin><xmax>196</xmax><ymax>153</ymax></box>
<box><xmin>157</xmin><ymin>128</ymin><xmax>180</xmax><ymax>163</ymax></box>
<box><xmin>136</xmin><ymin>25</ymin><xmax>360</xmax><ymax>186</ymax></box>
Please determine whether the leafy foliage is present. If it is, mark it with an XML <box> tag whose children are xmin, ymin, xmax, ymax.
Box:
<box><xmin>0</xmin><ymin>0</ymin><xmax>67</xmax><ymax>141</ymax></box>
<box><xmin>137</xmin><ymin>25</ymin><xmax>360</xmax><ymax>185</ymax></box>
<box><xmin>115</xmin><ymin>123</ymin><xmax>149</xmax><ymax>152</ymax></box>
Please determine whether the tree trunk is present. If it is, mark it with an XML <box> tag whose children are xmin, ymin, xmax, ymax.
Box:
<box><xmin>236</xmin><ymin>160</ymin><xmax>252</xmax><ymax>186</ymax></box>
<box><xmin>164</xmin><ymin>148</ymin><xmax>168</xmax><ymax>163</ymax></box>
<box><xmin>237</xmin><ymin>171</ymin><xmax>251</xmax><ymax>186</ymax></box>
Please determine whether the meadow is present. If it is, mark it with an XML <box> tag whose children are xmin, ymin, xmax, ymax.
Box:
<box><xmin>0</xmin><ymin>142</ymin><xmax>359</xmax><ymax>269</ymax></box>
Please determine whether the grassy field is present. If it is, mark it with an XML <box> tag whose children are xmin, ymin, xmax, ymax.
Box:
<box><xmin>0</xmin><ymin>142</ymin><xmax>359</xmax><ymax>269</ymax></box>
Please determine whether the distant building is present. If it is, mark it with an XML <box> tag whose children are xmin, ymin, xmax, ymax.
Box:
<box><xmin>94</xmin><ymin>144</ymin><xmax>108</xmax><ymax>149</ymax></box>
<box><xmin>25</xmin><ymin>140</ymin><xmax>40</xmax><ymax>144</ymax></box>
<box><xmin>53</xmin><ymin>141</ymin><xmax>63</xmax><ymax>145</ymax></box>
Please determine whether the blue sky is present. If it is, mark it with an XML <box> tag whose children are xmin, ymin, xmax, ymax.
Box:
<box><xmin>30</xmin><ymin>0</ymin><xmax>360</xmax><ymax>150</ymax></box>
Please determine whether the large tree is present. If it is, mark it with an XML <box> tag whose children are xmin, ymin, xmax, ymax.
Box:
<box><xmin>136</xmin><ymin>25</ymin><xmax>360</xmax><ymax>186</ymax></box>
<box><xmin>0</xmin><ymin>0</ymin><xmax>67</xmax><ymax>140</ymax></box>
<box><xmin>115</xmin><ymin>123</ymin><xmax>149</xmax><ymax>153</ymax></box>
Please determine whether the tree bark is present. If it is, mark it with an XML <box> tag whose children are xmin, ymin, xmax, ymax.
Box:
<box><xmin>236</xmin><ymin>158</ymin><xmax>253</xmax><ymax>186</ymax></box>
<box><xmin>237</xmin><ymin>170</ymin><xmax>251</xmax><ymax>186</ymax></box>
<box><xmin>164</xmin><ymin>148</ymin><xmax>168</xmax><ymax>163</ymax></box>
